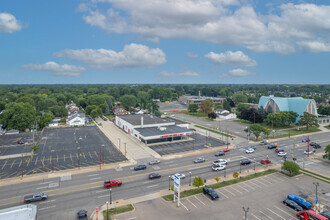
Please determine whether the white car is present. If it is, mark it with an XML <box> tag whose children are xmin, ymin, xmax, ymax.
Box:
<box><xmin>149</xmin><ymin>159</ymin><xmax>160</xmax><ymax>165</ymax></box>
<box><xmin>304</xmin><ymin>150</ymin><xmax>315</xmax><ymax>155</ymax></box>
<box><xmin>171</xmin><ymin>173</ymin><xmax>185</xmax><ymax>180</ymax></box>
<box><xmin>212</xmin><ymin>164</ymin><xmax>226</xmax><ymax>171</ymax></box>
<box><xmin>278</xmin><ymin>152</ymin><xmax>287</xmax><ymax>157</ymax></box>
<box><xmin>246</xmin><ymin>148</ymin><xmax>255</xmax><ymax>154</ymax></box>
<box><xmin>213</xmin><ymin>159</ymin><xmax>228</xmax><ymax>165</ymax></box>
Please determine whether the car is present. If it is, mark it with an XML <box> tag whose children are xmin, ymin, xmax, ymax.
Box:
<box><xmin>304</xmin><ymin>150</ymin><xmax>315</xmax><ymax>155</ymax></box>
<box><xmin>275</xmin><ymin>148</ymin><xmax>284</xmax><ymax>153</ymax></box>
<box><xmin>267</xmin><ymin>143</ymin><xmax>277</xmax><ymax>149</ymax></box>
<box><xmin>260</xmin><ymin>159</ymin><xmax>271</xmax><ymax>164</ymax></box>
<box><xmin>194</xmin><ymin>157</ymin><xmax>205</xmax><ymax>163</ymax></box>
<box><xmin>260</xmin><ymin>140</ymin><xmax>268</xmax><ymax>145</ymax></box>
<box><xmin>149</xmin><ymin>159</ymin><xmax>160</xmax><ymax>165</ymax></box>
<box><xmin>24</xmin><ymin>192</ymin><xmax>48</xmax><ymax>203</ymax></box>
<box><xmin>134</xmin><ymin>164</ymin><xmax>147</xmax><ymax>171</ymax></box>
<box><xmin>77</xmin><ymin>210</ymin><xmax>88</xmax><ymax>219</ymax></box>
<box><xmin>212</xmin><ymin>164</ymin><xmax>226</xmax><ymax>171</ymax></box>
<box><xmin>220</xmin><ymin>149</ymin><xmax>230</xmax><ymax>153</ymax></box>
<box><xmin>309</xmin><ymin>142</ymin><xmax>317</xmax><ymax>146</ymax></box>
<box><xmin>213</xmin><ymin>159</ymin><xmax>228</xmax><ymax>165</ymax></box>
<box><xmin>278</xmin><ymin>152</ymin><xmax>287</xmax><ymax>157</ymax></box>
<box><xmin>248</xmin><ymin>145</ymin><xmax>256</xmax><ymax>150</ymax></box>
<box><xmin>171</xmin><ymin>173</ymin><xmax>185</xmax><ymax>180</ymax></box>
<box><xmin>313</xmin><ymin>143</ymin><xmax>321</xmax><ymax>149</ymax></box>
<box><xmin>149</xmin><ymin>173</ymin><xmax>161</xmax><ymax>179</ymax></box>
<box><xmin>104</xmin><ymin>179</ymin><xmax>122</xmax><ymax>188</ymax></box>
<box><xmin>245</xmin><ymin>148</ymin><xmax>255</xmax><ymax>154</ymax></box>
<box><xmin>240</xmin><ymin>159</ymin><xmax>251</xmax><ymax>165</ymax></box>
<box><xmin>214</xmin><ymin>151</ymin><xmax>225</xmax><ymax>156</ymax></box>
<box><xmin>17</xmin><ymin>140</ymin><xmax>24</xmax><ymax>144</ymax></box>
<box><xmin>98</xmin><ymin>123</ymin><xmax>102</xmax><ymax>126</ymax></box>
<box><xmin>283</xmin><ymin>199</ymin><xmax>303</xmax><ymax>211</ymax></box>
<box><xmin>287</xmin><ymin>194</ymin><xmax>312</xmax><ymax>210</ymax></box>
<box><xmin>203</xmin><ymin>186</ymin><xmax>219</xmax><ymax>200</ymax></box>
<box><xmin>302</xmin><ymin>137</ymin><xmax>310</xmax><ymax>143</ymax></box>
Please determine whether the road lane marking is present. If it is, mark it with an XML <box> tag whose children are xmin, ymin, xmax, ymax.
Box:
<box><xmin>39</xmin><ymin>181</ymin><xmax>53</xmax><ymax>185</ymax></box>
<box><xmin>1</xmin><ymin>160</ymin><xmax>7</xmax><ymax>170</ymax></box>
<box><xmin>88</xmin><ymin>174</ymin><xmax>99</xmax><ymax>177</ymax></box>
<box><xmin>168</xmin><ymin>163</ymin><xmax>178</xmax><ymax>167</ymax></box>
<box><xmin>89</xmin><ymin>177</ymin><xmax>101</xmax><ymax>181</ymax></box>
<box><xmin>186</xmin><ymin>198</ymin><xmax>197</xmax><ymax>208</ymax></box>
<box><xmin>40</xmin><ymin>199</ymin><xmax>56</xmax><ymax>204</ymax></box>
<box><xmin>36</xmin><ymin>186</ymin><xmax>49</xmax><ymax>190</ymax></box>
<box><xmin>145</xmin><ymin>184</ymin><xmax>158</xmax><ymax>188</ymax></box>
<box><xmin>38</xmin><ymin>205</ymin><xmax>56</xmax><ymax>211</ymax></box>
<box><xmin>187</xmin><ymin>164</ymin><xmax>210</xmax><ymax>171</ymax></box>
<box><xmin>127</xmin><ymin>217</ymin><xmax>136</xmax><ymax>220</ymax></box>
<box><xmin>10</xmin><ymin>160</ymin><xmax>15</xmax><ymax>168</ymax></box>
<box><xmin>259</xmin><ymin>211</ymin><xmax>273</xmax><ymax>220</ymax></box>
<box><xmin>267</xmin><ymin>208</ymin><xmax>285</xmax><ymax>220</ymax></box>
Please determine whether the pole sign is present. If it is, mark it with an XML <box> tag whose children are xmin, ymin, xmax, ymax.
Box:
<box><xmin>173</xmin><ymin>175</ymin><xmax>180</xmax><ymax>207</ymax></box>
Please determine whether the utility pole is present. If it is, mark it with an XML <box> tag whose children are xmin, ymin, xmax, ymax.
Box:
<box><xmin>242</xmin><ymin>207</ymin><xmax>249</xmax><ymax>220</ymax></box>
<box><xmin>77</xmin><ymin>147</ymin><xmax>81</xmax><ymax>169</ymax></box>
<box><xmin>307</xmin><ymin>136</ymin><xmax>310</xmax><ymax>158</ymax></box>
<box><xmin>101</xmin><ymin>144</ymin><xmax>105</xmax><ymax>165</ymax></box>
<box><xmin>313</xmin><ymin>182</ymin><xmax>319</xmax><ymax>205</ymax></box>
<box><xmin>100</xmin><ymin>146</ymin><xmax>102</xmax><ymax>169</ymax></box>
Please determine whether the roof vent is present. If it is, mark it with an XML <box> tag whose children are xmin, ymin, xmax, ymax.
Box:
<box><xmin>159</xmin><ymin>127</ymin><xmax>166</xmax><ymax>131</ymax></box>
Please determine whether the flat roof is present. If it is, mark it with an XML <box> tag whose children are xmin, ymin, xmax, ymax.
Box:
<box><xmin>135</xmin><ymin>125</ymin><xmax>193</xmax><ymax>138</ymax></box>
<box><xmin>118</xmin><ymin>115</ymin><xmax>172</xmax><ymax>126</ymax></box>
<box><xmin>0</xmin><ymin>204</ymin><xmax>37</xmax><ymax>220</ymax></box>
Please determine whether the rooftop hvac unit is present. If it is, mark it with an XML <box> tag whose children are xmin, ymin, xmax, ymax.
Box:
<box><xmin>159</xmin><ymin>127</ymin><xmax>167</xmax><ymax>131</ymax></box>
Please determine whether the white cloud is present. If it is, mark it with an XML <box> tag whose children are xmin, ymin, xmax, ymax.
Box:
<box><xmin>205</xmin><ymin>51</ymin><xmax>257</xmax><ymax>67</ymax></box>
<box><xmin>220</xmin><ymin>68</ymin><xmax>255</xmax><ymax>78</ymax></box>
<box><xmin>298</xmin><ymin>41</ymin><xmax>330</xmax><ymax>53</ymax></box>
<box><xmin>187</xmin><ymin>52</ymin><xmax>199</xmax><ymax>58</ymax></box>
<box><xmin>81</xmin><ymin>1</ymin><xmax>330</xmax><ymax>53</ymax></box>
<box><xmin>53</xmin><ymin>43</ymin><xmax>166</xmax><ymax>69</ymax></box>
<box><xmin>21</xmin><ymin>62</ymin><xmax>86</xmax><ymax>76</ymax></box>
<box><xmin>0</xmin><ymin>13</ymin><xmax>23</xmax><ymax>33</ymax></box>
<box><xmin>160</xmin><ymin>69</ymin><xmax>199</xmax><ymax>77</ymax></box>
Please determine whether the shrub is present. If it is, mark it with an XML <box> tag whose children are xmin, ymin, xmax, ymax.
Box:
<box><xmin>192</xmin><ymin>176</ymin><xmax>204</xmax><ymax>188</ymax></box>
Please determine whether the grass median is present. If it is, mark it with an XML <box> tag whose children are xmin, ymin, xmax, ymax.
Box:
<box><xmin>103</xmin><ymin>204</ymin><xmax>134</xmax><ymax>220</ymax></box>
<box><xmin>194</xmin><ymin>125</ymin><xmax>234</xmax><ymax>138</ymax></box>
<box><xmin>162</xmin><ymin>169</ymin><xmax>277</xmax><ymax>201</ymax></box>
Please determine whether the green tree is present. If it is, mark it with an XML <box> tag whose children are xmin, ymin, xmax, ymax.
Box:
<box><xmin>188</xmin><ymin>104</ymin><xmax>198</xmax><ymax>113</ymax></box>
<box><xmin>282</xmin><ymin>161</ymin><xmax>300</xmax><ymax>176</ymax></box>
<box><xmin>90</xmin><ymin>107</ymin><xmax>103</xmax><ymax>118</ymax></box>
<box><xmin>233</xmin><ymin>171</ymin><xmax>239</xmax><ymax>179</ymax></box>
<box><xmin>0</xmin><ymin>102</ymin><xmax>36</xmax><ymax>131</ymax></box>
<box><xmin>214</xmin><ymin>103</ymin><xmax>223</xmax><ymax>110</ymax></box>
<box><xmin>223</xmin><ymin>100</ymin><xmax>231</xmax><ymax>112</ymax></box>
<box><xmin>31</xmin><ymin>145</ymin><xmax>39</xmax><ymax>154</ymax></box>
<box><xmin>232</xmin><ymin>93</ymin><xmax>248</xmax><ymax>104</ymax></box>
<box><xmin>299</xmin><ymin>112</ymin><xmax>319</xmax><ymax>130</ymax></box>
<box><xmin>323</xmin><ymin>144</ymin><xmax>330</xmax><ymax>160</ymax></box>
<box><xmin>237</xmin><ymin>103</ymin><xmax>249</xmax><ymax>112</ymax></box>
<box><xmin>214</xmin><ymin>176</ymin><xmax>220</xmax><ymax>183</ymax></box>
<box><xmin>192</xmin><ymin>176</ymin><xmax>204</xmax><ymax>188</ymax></box>
<box><xmin>249</xmin><ymin>124</ymin><xmax>266</xmax><ymax>140</ymax></box>
<box><xmin>120</xmin><ymin>95</ymin><xmax>137</xmax><ymax>110</ymax></box>
<box><xmin>0</xmin><ymin>101</ymin><xmax>6</xmax><ymax>112</ymax></box>
<box><xmin>49</xmin><ymin>106</ymin><xmax>67</xmax><ymax>117</ymax></box>
<box><xmin>199</xmin><ymin>99</ymin><xmax>213</xmax><ymax>114</ymax></box>
<box><xmin>137</xmin><ymin>91</ymin><xmax>149</xmax><ymax>109</ymax></box>
<box><xmin>40</xmin><ymin>112</ymin><xmax>55</xmax><ymax>128</ymax></box>
<box><xmin>16</xmin><ymin>96</ymin><xmax>35</xmax><ymax>107</ymax></box>
<box><xmin>264</xmin><ymin>128</ymin><xmax>271</xmax><ymax>138</ymax></box>
<box><xmin>104</xmin><ymin>101</ymin><xmax>110</xmax><ymax>115</ymax></box>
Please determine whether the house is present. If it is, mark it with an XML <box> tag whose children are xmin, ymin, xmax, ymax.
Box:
<box><xmin>53</xmin><ymin>117</ymin><xmax>62</xmax><ymax>122</ymax></box>
<box><xmin>66</xmin><ymin>111</ymin><xmax>86</xmax><ymax>126</ymax></box>
<box><xmin>48</xmin><ymin>120</ymin><xmax>58</xmax><ymax>127</ymax></box>
<box><xmin>219</xmin><ymin>112</ymin><xmax>237</xmax><ymax>120</ymax></box>
<box><xmin>130</xmin><ymin>108</ymin><xmax>145</xmax><ymax>115</ymax></box>
<box><xmin>65</xmin><ymin>102</ymin><xmax>80</xmax><ymax>115</ymax></box>
<box><xmin>214</xmin><ymin>109</ymin><xmax>229</xmax><ymax>116</ymax></box>
<box><xmin>112</xmin><ymin>106</ymin><xmax>129</xmax><ymax>116</ymax></box>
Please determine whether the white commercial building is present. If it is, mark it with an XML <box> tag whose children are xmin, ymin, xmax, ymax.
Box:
<box><xmin>0</xmin><ymin>204</ymin><xmax>37</xmax><ymax>220</ymax></box>
<box><xmin>66</xmin><ymin>111</ymin><xmax>86</xmax><ymax>126</ymax></box>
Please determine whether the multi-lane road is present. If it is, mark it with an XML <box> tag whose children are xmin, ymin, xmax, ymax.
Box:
<box><xmin>0</xmin><ymin>129</ymin><xmax>329</xmax><ymax>219</ymax></box>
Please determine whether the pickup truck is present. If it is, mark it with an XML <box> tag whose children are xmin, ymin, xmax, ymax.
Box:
<box><xmin>24</xmin><ymin>192</ymin><xmax>48</xmax><ymax>203</ymax></box>
<box><xmin>104</xmin><ymin>179</ymin><xmax>122</xmax><ymax>188</ymax></box>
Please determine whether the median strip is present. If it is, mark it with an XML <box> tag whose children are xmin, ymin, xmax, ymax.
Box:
<box><xmin>194</xmin><ymin>125</ymin><xmax>234</xmax><ymax>138</ymax></box>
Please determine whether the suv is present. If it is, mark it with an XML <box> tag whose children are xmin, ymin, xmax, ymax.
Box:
<box><xmin>240</xmin><ymin>159</ymin><xmax>251</xmax><ymax>165</ymax></box>
<box><xmin>213</xmin><ymin>159</ymin><xmax>228</xmax><ymax>165</ymax></box>
<box><xmin>203</xmin><ymin>186</ymin><xmax>219</xmax><ymax>200</ymax></box>
<box><xmin>134</xmin><ymin>164</ymin><xmax>147</xmax><ymax>171</ymax></box>
<box><xmin>267</xmin><ymin>143</ymin><xmax>277</xmax><ymax>149</ymax></box>
<box><xmin>287</xmin><ymin>194</ymin><xmax>311</xmax><ymax>210</ymax></box>
<box><xmin>104</xmin><ymin>179</ymin><xmax>122</xmax><ymax>188</ymax></box>
<box><xmin>275</xmin><ymin>148</ymin><xmax>284</xmax><ymax>153</ymax></box>
<box><xmin>212</xmin><ymin>164</ymin><xmax>226</xmax><ymax>171</ymax></box>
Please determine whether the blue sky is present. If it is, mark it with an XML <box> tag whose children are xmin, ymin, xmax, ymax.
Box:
<box><xmin>1</xmin><ymin>0</ymin><xmax>330</xmax><ymax>84</ymax></box>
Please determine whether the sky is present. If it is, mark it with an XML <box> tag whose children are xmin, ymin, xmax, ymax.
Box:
<box><xmin>1</xmin><ymin>0</ymin><xmax>330</xmax><ymax>84</ymax></box>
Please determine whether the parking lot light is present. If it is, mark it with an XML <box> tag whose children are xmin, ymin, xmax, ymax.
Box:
<box><xmin>242</xmin><ymin>207</ymin><xmax>249</xmax><ymax>220</ymax></box>
<box><xmin>106</xmin><ymin>201</ymin><xmax>109</xmax><ymax>220</ymax></box>
<box><xmin>240</xmin><ymin>161</ymin><xmax>242</xmax><ymax>173</ymax></box>
<box><xmin>254</xmin><ymin>158</ymin><xmax>256</xmax><ymax>173</ymax></box>
<box><xmin>313</xmin><ymin>182</ymin><xmax>319</xmax><ymax>204</ymax></box>
<box><xmin>110</xmin><ymin>188</ymin><xmax>112</xmax><ymax>204</ymax></box>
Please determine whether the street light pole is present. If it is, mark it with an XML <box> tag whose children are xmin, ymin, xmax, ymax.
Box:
<box><xmin>313</xmin><ymin>182</ymin><xmax>319</xmax><ymax>204</ymax></box>
<box><xmin>110</xmin><ymin>188</ymin><xmax>112</xmax><ymax>204</ymax></box>
<box><xmin>189</xmin><ymin>172</ymin><xmax>191</xmax><ymax>186</ymax></box>
<box><xmin>254</xmin><ymin>158</ymin><xmax>256</xmax><ymax>173</ymax></box>
<box><xmin>106</xmin><ymin>201</ymin><xmax>109</xmax><ymax>220</ymax></box>
<box><xmin>240</xmin><ymin>161</ymin><xmax>242</xmax><ymax>173</ymax></box>
<box><xmin>77</xmin><ymin>147</ymin><xmax>81</xmax><ymax>169</ymax></box>
<box><xmin>242</xmin><ymin>207</ymin><xmax>249</xmax><ymax>220</ymax></box>
<box><xmin>169</xmin><ymin>176</ymin><xmax>171</xmax><ymax>190</ymax></box>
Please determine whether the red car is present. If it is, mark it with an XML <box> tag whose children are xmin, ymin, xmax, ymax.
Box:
<box><xmin>220</xmin><ymin>149</ymin><xmax>230</xmax><ymax>153</ymax></box>
<box><xmin>104</xmin><ymin>179</ymin><xmax>122</xmax><ymax>188</ymax></box>
<box><xmin>275</xmin><ymin>148</ymin><xmax>284</xmax><ymax>153</ymax></box>
<box><xmin>260</xmin><ymin>159</ymin><xmax>271</xmax><ymax>164</ymax></box>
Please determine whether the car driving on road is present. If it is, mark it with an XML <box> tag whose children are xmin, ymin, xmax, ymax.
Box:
<box><xmin>134</xmin><ymin>164</ymin><xmax>147</xmax><ymax>171</ymax></box>
<box><xmin>212</xmin><ymin>164</ymin><xmax>226</xmax><ymax>171</ymax></box>
<box><xmin>104</xmin><ymin>179</ymin><xmax>122</xmax><ymax>188</ymax></box>
<box><xmin>302</xmin><ymin>137</ymin><xmax>310</xmax><ymax>143</ymax></box>
<box><xmin>260</xmin><ymin>159</ymin><xmax>271</xmax><ymax>164</ymax></box>
<box><xmin>278</xmin><ymin>152</ymin><xmax>287</xmax><ymax>157</ymax></box>
<box><xmin>240</xmin><ymin>159</ymin><xmax>251</xmax><ymax>165</ymax></box>
<box><xmin>304</xmin><ymin>150</ymin><xmax>315</xmax><ymax>155</ymax></box>
<box><xmin>275</xmin><ymin>148</ymin><xmax>284</xmax><ymax>153</ymax></box>
<box><xmin>77</xmin><ymin>210</ymin><xmax>88</xmax><ymax>219</ymax></box>
<box><xmin>203</xmin><ymin>186</ymin><xmax>219</xmax><ymax>200</ymax></box>
<box><xmin>267</xmin><ymin>143</ymin><xmax>277</xmax><ymax>149</ymax></box>
<box><xmin>194</xmin><ymin>157</ymin><xmax>205</xmax><ymax>163</ymax></box>
<box><xmin>24</xmin><ymin>192</ymin><xmax>48</xmax><ymax>203</ymax></box>
<box><xmin>213</xmin><ymin>159</ymin><xmax>228</xmax><ymax>165</ymax></box>
<box><xmin>245</xmin><ymin>148</ymin><xmax>254</xmax><ymax>154</ymax></box>
<box><xmin>149</xmin><ymin>173</ymin><xmax>161</xmax><ymax>179</ymax></box>
<box><xmin>214</xmin><ymin>151</ymin><xmax>225</xmax><ymax>156</ymax></box>
<box><xmin>171</xmin><ymin>173</ymin><xmax>185</xmax><ymax>180</ymax></box>
<box><xmin>260</xmin><ymin>140</ymin><xmax>268</xmax><ymax>145</ymax></box>
<box><xmin>149</xmin><ymin>159</ymin><xmax>160</xmax><ymax>165</ymax></box>
<box><xmin>248</xmin><ymin>146</ymin><xmax>256</xmax><ymax>150</ymax></box>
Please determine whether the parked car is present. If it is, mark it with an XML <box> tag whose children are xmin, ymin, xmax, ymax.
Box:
<box><xmin>194</xmin><ymin>157</ymin><xmax>205</xmax><ymax>163</ymax></box>
<box><xmin>248</xmin><ymin>145</ymin><xmax>256</xmax><ymax>150</ymax></box>
<box><xmin>214</xmin><ymin>151</ymin><xmax>225</xmax><ymax>156</ymax></box>
<box><xmin>304</xmin><ymin>150</ymin><xmax>315</xmax><ymax>155</ymax></box>
<box><xmin>278</xmin><ymin>152</ymin><xmax>287</xmax><ymax>157</ymax></box>
<box><xmin>17</xmin><ymin>140</ymin><xmax>24</xmax><ymax>144</ymax></box>
<box><xmin>212</xmin><ymin>164</ymin><xmax>226</xmax><ymax>171</ymax></box>
<box><xmin>24</xmin><ymin>192</ymin><xmax>48</xmax><ymax>203</ymax></box>
<box><xmin>302</xmin><ymin>137</ymin><xmax>310</xmax><ymax>143</ymax></box>
<box><xmin>134</xmin><ymin>164</ymin><xmax>147</xmax><ymax>171</ymax></box>
<box><xmin>203</xmin><ymin>186</ymin><xmax>219</xmax><ymax>200</ymax></box>
<box><xmin>267</xmin><ymin>143</ymin><xmax>277</xmax><ymax>149</ymax></box>
<box><xmin>283</xmin><ymin>199</ymin><xmax>303</xmax><ymax>211</ymax></box>
<box><xmin>149</xmin><ymin>173</ymin><xmax>161</xmax><ymax>179</ymax></box>
<box><xmin>275</xmin><ymin>148</ymin><xmax>284</xmax><ymax>153</ymax></box>
<box><xmin>77</xmin><ymin>210</ymin><xmax>88</xmax><ymax>219</ymax></box>
<box><xmin>260</xmin><ymin>140</ymin><xmax>268</xmax><ymax>145</ymax></box>
<box><xmin>245</xmin><ymin>148</ymin><xmax>255</xmax><ymax>154</ymax></box>
<box><xmin>260</xmin><ymin>159</ymin><xmax>271</xmax><ymax>164</ymax></box>
<box><xmin>220</xmin><ymin>149</ymin><xmax>230</xmax><ymax>153</ymax></box>
<box><xmin>149</xmin><ymin>159</ymin><xmax>160</xmax><ymax>165</ymax></box>
<box><xmin>171</xmin><ymin>173</ymin><xmax>185</xmax><ymax>180</ymax></box>
<box><xmin>287</xmin><ymin>194</ymin><xmax>312</xmax><ymax>210</ymax></box>
<box><xmin>213</xmin><ymin>159</ymin><xmax>228</xmax><ymax>165</ymax></box>
<box><xmin>240</xmin><ymin>159</ymin><xmax>251</xmax><ymax>165</ymax></box>
<box><xmin>104</xmin><ymin>179</ymin><xmax>122</xmax><ymax>188</ymax></box>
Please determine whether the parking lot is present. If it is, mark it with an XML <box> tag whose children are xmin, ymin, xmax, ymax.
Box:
<box><xmin>114</xmin><ymin>173</ymin><xmax>330</xmax><ymax>220</ymax></box>
<box><xmin>149</xmin><ymin>134</ymin><xmax>225</xmax><ymax>156</ymax></box>
<box><xmin>0</xmin><ymin>126</ymin><xmax>126</xmax><ymax>179</ymax></box>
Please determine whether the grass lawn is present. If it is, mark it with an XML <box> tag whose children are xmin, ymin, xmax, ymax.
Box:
<box><xmin>194</xmin><ymin>125</ymin><xmax>234</xmax><ymax>138</ymax></box>
<box><xmin>105</xmin><ymin>115</ymin><xmax>116</xmax><ymax>119</ymax></box>
<box><xmin>234</xmin><ymin>119</ymin><xmax>296</xmax><ymax>130</ymax></box>
<box><xmin>185</xmin><ymin>112</ymin><xmax>214</xmax><ymax>121</ymax></box>
<box><xmin>325</xmin><ymin>125</ymin><xmax>330</xmax><ymax>130</ymax></box>
<box><xmin>162</xmin><ymin>169</ymin><xmax>277</xmax><ymax>201</ymax></box>
<box><xmin>269</xmin><ymin>126</ymin><xmax>321</xmax><ymax>139</ymax></box>
<box><xmin>103</xmin><ymin>204</ymin><xmax>134</xmax><ymax>220</ymax></box>
<box><xmin>166</xmin><ymin>116</ymin><xmax>191</xmax><ymax>124</ymax></box>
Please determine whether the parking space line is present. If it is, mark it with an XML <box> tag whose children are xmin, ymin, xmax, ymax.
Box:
<box><xmin>64</xmin><ymin>154</ymin><xmax>66</xmax><ymax>162</ymax></box>
<box><xmin>267</xmin><ymin>208</ymin><xmax>285</xmax><ymax>220</ymax></box>
<box><xmin>223</xmin><ymin>188</ymin><xmax>235</xmax><ymax>196</ymax></box>
<box><xmin>76</xmin><ymin>153</ymin><xmax>79</xmax><ymax>159</ymax></box>
<box><xmin>253</xmin><ymin>179</ymin><xmax>268</xmax><ymax>186</ymax></box>
<box><xmin>180</xmin><ymin>201</ymin><xmax>189</xmax><ymax>211</ymax></box>
<box><xmin>251</xmin><ymin>213</ymin><xmax>262</xmax><ymax>220</ymax></box>
<box><xmin>41</xmin><ymin>157</ymin><xmax>45</xmax><ymax>167</ymax></box>
<box><xmin>26</xmin><ymin>158</ymin><xmax>30</xmax><ymax>167</ymax></box>
<box><xmin>194</xmin><ymin>195</ymin><xmax>205</xmax><ymax>205</ymax></box>
<box><xmin>242</xmin><ymin>182</ymin><xmax>255</xmax><ymax>190</ymax></box>
<box><xmin>89</xmin><ymin>152</ymin><xmax>92</xmax><ymax>159</ymax></box>
<box><xmin>236</xmin><ymin>184</ymin><xmax>249</xmax><ymax>192</ymax></box>
<box><xmin>1</xmin><ymin>160</ymin><xmax>7</xmax><ymax>170</ymax></box>
<box><xmin>57</xmin><ymin>154</ymin><xmax>59</xmax><ymax>163</ymax></box>
<box><xmin>201</xmin><ymin>194</ymin><xmax>214</xmax><ymax>203</ymax></box>
<box><xmin>273</xmin><ymin>205</ymin><xmax>296</xmax><ymax>218</ymax></box>
<box><xmin>10</xmin><ymin>160</ymin><xmax>15</xmax><ymax>168</ymax></box>
<box><xmin>94</xmin><ymin>151</ymin><xmax>98</xmax><ymax>157</ymax></box>
<box><xmin>260</xmin><ymin>177</ymin><xmax>272</xmax><ymax>184</ymax></box>
<box><xmin>259</xmin><ymin>211</ymin><xmax>273</xmax><ymax>220</ymax></box>
<box><xmin>217</xmin><ymin>191</ymin><xmax>229</xmax><ymax>199</ymax></box>
<box><xmin>83</xmin><ymin>152</ymin><xmax>86</xmax><ymax>160</ymax></box>
<box><xmin>18</xmin><ymin>160</ymin><xmax>22</xmax><ymax>168</ymax></box>
<box><xmin>229</xmin><ymin>186</ymin><xmax>243</xmax><ymax>194</ymax></box>
<box><xmin>268</xmin><ymin>174</ymin><xmax>284</xmax><ymax>182</ymax></box>
<box><xmin>186</xmin><ymin>198</ymin><xmax>197</xmax><ymax>208</ymax></box>
<box><xmin>70</xmin><ymin>154</ymin><xmax>73</xmax><ymax>163</ymax></box>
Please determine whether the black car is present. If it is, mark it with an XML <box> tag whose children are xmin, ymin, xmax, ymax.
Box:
<box><xmin>17</xmin><ymin>140</ymin><xmax>24</xmax><ymax>144</ymax></box>
<box><xmin>311</xmin><ymin>143</ymin><xmax>321</xmax><ymax>149</ymax></box>
<box><xmin>309</xmin><ymin>142</ymin><xmax>317</xmax><ymax>146</ymax></box>
<box><xmin>302</xmin><ymin>137</ymin><xmax>310</xmax><ymax>143</ymax></box>
<box><xmin>134</xmin><ymin>164</ymin><xmax>147</xmax><ymax>171</ymax></box>
<box><xmin>77</xmin><ymin>210</ymin><xmax>88</xmax><ymax>219</ymax></box>
<box><xmin>149</xmin><ymin>173</ymin><xmax>161</xmax><ymax>179</ymax></box>
<box><xmin>267</xmin><ymin>143</ymin><xmax>277</xmax><ymax>149</ymax></box>
<box><xmin>215</xmin><ymin>151</ymin><xmax>225</xmax><ymax>157</ymax></box>
<box><xmin>240</xmin><ymin>159</ymin><xmax>251</xmax><ymax>165</ymax></box>
<box><xmin>283</xmin><ymin>199</ymin><xmax>303</xmax><ymax>211</ymax></box>
<box><xmin>203</xmin><ymin>186</ymin><xmax>219</xmax><ymax>200</ymax></box>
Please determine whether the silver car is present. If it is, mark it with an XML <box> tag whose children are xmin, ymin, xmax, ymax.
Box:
<box><xmin>149</xmin><ymin>159</ymin><xmax>160</xmax><ymax>165</ymax></box>
<box><xmin>194</xmin><ymin>157</ymin><xmax>205</xmax><ymax>163</ymax></box>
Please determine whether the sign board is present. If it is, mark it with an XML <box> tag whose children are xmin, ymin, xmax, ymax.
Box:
<box><xmin>173</xmin><ymin>175</ymin><xmax>180</xmax><ymax>207</ymax></box>
<box><xmin>174</xmin><ymin>175</ymin><xmax>180</xmax><ymax>187</ymax></box>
